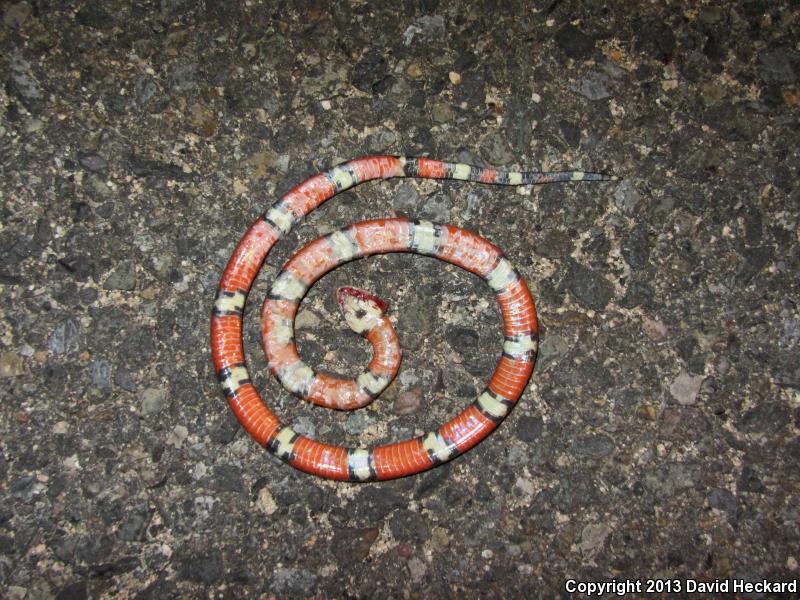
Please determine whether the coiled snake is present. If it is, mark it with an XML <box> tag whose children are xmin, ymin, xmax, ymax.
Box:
<box><xmin>211</xmin><ymin>156</ymin><xmax>615</xmax><ymax>481</ymax></box>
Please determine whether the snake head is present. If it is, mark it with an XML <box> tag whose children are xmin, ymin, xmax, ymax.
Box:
<box><xmin>336</xmin><ymin>286</ymin><xmax>389</xmax><ymax>335</ymax></box>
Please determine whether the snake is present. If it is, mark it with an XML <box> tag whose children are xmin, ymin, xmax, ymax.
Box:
<box><xmin>211</xmin><ymin>155</ymin><xmax>615</xmax><ymax>481</ymax></box>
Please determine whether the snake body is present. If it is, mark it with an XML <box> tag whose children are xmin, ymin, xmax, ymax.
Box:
<box><xmin>211</xmin><ymin>156</ymin><xmax>614</xmax><ymax>481</ymax></box>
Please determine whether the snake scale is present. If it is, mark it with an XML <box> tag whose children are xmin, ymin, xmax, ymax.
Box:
<box><xmin>211</xmin><ymin>155</ymin><xmax>615</xmax><ymax>481</ymax></box>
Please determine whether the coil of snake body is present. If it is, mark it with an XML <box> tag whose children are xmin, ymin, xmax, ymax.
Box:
<box><xmin>211</xmin><ymin>156</ymin><xmax>615</xmax><ymax>481</ymax></box>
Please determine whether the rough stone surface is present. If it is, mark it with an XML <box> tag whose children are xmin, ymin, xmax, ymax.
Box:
<box><xmin>1</xmin><ymin>2</ymin><xmax>798</xmax><ymax>597</ymax></box>
<box><xmin>669</xmin><ymin>371</ymin><xmax>705</xmax><ymax>406</ymax></box>
<box><xmin>102</xmin><ymin>261</ymin><xmax>136</xmax><ymax>291</ymax></box>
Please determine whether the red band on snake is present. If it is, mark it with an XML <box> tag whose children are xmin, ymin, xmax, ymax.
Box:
<box><xmin>211</xmin><ymin>156</ymin><xmax>615</xmax><ymax>481</ymax></box>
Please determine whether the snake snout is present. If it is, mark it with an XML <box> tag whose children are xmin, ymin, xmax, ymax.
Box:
<box><xmin>336</xmin><ymin>286</ymin><xmax>389</xmax><ymax>315</ymax></box>
<box><xmin>336</xmin><ymin>286</ymin><xmax>390</xmax><ymax>336</ymax></box>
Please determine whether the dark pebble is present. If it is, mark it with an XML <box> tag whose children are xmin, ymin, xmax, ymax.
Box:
<box><xmin>170</xmin><ymin>63</ymin><xmax>198</xmax><ymax>93</ymax></box>
<box><xmin>117</xmin><ymin>328</ymin><xmax>156</xmax><ymax>370</ymax></box>
<box><xmin>6</xmin><ymin>100</ymin><xmax>24</xmax><ymax>121</ymax></box>
<box><xmin>407</xmin><ymin>14</ymin><xmax>445</xmax><ymax>43</ymax></box>
<box><xmin>571</xmin><ymin>434</ymin><xmax>615</xmax><ymax>459</ymax></box>
<box><xmin>9</xmin><ymin>475</ymin><xmax>35</xmax><ymax>496</ymax></box>
<box><xmin>704</xmin><ymin>103</ymin><xmax>759</xmax><ymax>142</ymax></box>
<box><xmin>95</xmin><ymin>202</ymin><xmax>114</xmax><ymax>219</ymax></box>
<box><xmin>707</xmin><ymin>488</ymin><xmax>738</xmax><ymax>524</ymax></box>
<box><xmin>570</xmin><ymin>70</ymin><xmax>613</xmax><ymax>100</ymax></box>
<box><xmin>117</xmin><ymin>506</ymin><xmax>151</xmax><ymax>541</ymax></box>
<box><xmin>55</xmin><ymin>581</ymin><xmax>88</xmax><ymax>600</ymax></box>
<box><xmin>306</xmin><ymin>485</ymin><xmax>326</xmax><ymax>514</ymax></box>
<box><xmin>676</xmin><ymin>337</ymin><xmax>706</xmax><ymax>375</ymax></box>
<box><xmin>393</xmin><ymin>182</ymin><xmax>421</xmax><ymax>215</ymax></box>
<box><xmin>7</xmin><ymin>71</ymin><xmax>43</xmax><ymax>111</ymax></box>
<box><xmin>516</xmin><ymin>415</ymin><xmax>544</xmax><ymax>443</ymax></box>
<box><xmin>555</xmin><ymin>24</ymin><xmax>595</xmax><ymax>60</ymax></box>
<box><xmin>534</xmin><ymin>230</ymin><xmax>574</xmax><ymax>259</ymax></box>
<box><xmin>737</xmin><ymin>401</ymin><xmax>788</xmax><ymax>435</ymax></box>
<box><xmin>758</xmin><ymin>48</ymin><xmax>796</xmax><ymax>84</ymax></box>
<box><xmin>78</xmin><ymin>153</ymin><xmax>108</xmax><ymax>172</ymax></box>
<box><xmin>75</xmin><ymin>534</ymin><xmax>115</xmax><ymax>565</ymax></box>
<box><xmin>88</xmin><ymin>359</ymin><xmax>112</xmax><ymax>390</ymax></box>
<box><xmin>178</xmin><ymin>551</ymin><xmax>224</xmax><ymax>583</ymax></box>
<box><xmin>743</xmin><ymin>208</ymin><xmax>763</xmax><ymax>245</ymax></box>
<box><xmin>113</xmin><ymin>367</ymin><xmax>137</xmax><ymax>392</ymax></box>
<box><xmin>25</xmin><ymin>224</ymin><xmax>48</xmax><ymax>256</ymax></box>
<box><xmin>209</xmin><ymin>412</ymin><xmax>240</xmax><ymax>445</ymax></box>
<box><xmin>135</xmin><ymin>76</ymin><xmax>159</xmax><ymax>106</ymax></box>
<box><xmin>349</xmin><ymin>485</ymin><xmax>405</xmax><ymax>522</ymax></box>
<box><xmin>737</xmin><ymin>465</ymin><xmax>765</xmax><ymax>494</ymax></box>
<box><xmin>372</xmin><ymin>74</ymin><xmax>396</xmax><ymax>95</ymax></box>
<box><xmin>414</xmin><ymin>462</ymin><xmax>451</xmax><ymax>499</ymax></box>
<box><xmin>453</xmin><ymin>72</ymin><xmax>486</xmax><ymax>109</ymax></box>
<box><xmin>106</xmin><ymin>94</ymin><xmax>128</xmax><ymax>114</ymax></box>
<box><xmin>71</xmin><ymin>202</ymin><xmax>93</xmax><ymax>222</ymax></box>
<box><xmin>91</xmin><ymin>555</ymin><xmax>139</xmax><ymax>577</ymax></box>
<box><xmin>331</xmin><ymin>527</ymin><xmax>380</xmax><ymax>561</ymax></box>
<box><xmin>634</xmin><ymin>18</ymin><xmax>676</xmax><ymax>62</ymax></box>
<box><xmin>504</xmin><ymin>94</ymin><xmax>539</xmax><ymax>154</ymax></box>
<box><xmin>57</xmin><ymin>255</ymin><xmax>97</xmax><ymax>281</ymax></box>
<box><xmin>736</xmin><ymin>246</ymin><xmax>773</xmax><ymax>285</ymax></box>
<box><xmin>103</xmin><ymin>260</ymin><xmax>137</xmax><ymax>291</ymax></box>
<box><xmin>210</xmin><ymin>464</ymin><xmax>244</xmax><ymax>493</ymax></box>
<box><xmin>52</xmin><ymin>534</ymin><xmax>78</xmax><ymax>563</ymax></box>
<box><xmin>444</xmin><ymin>325</ymin><xmax>491</xmax><ymax>376</ymax></box>
<box><xmin>127</xmin><ymin>155</ymin><xmax>192</xmax><ymax>181</ymax></box>
<box><xmin>75</xmin><ymin>3</ymin><xmax>114</xmax><ymax>29</ymax></box>
<box><xmin>621</xmin><ymin>224</ymin><xmax>651</xmax><ymax>269</ymax></box>
<box><xmin>775</xmin><ymin>353</ymin><xmax>800</xmax><ymax>389</ymax></box>
<box><xmin>445</xmin><ymin>325</ymin><xmax>479</xmax><ymax>351</ymax></box>
<box><xmin>474</xmin><ymin>480</ymin><xmax>494</xmax><ymax>503</ymax></box>
<box><xmin>135</xmin><ymin>577</ymin><xmax>179</xmax><ymax>599</ymax></box>
<box><xmin>389</xmin><ymin>509</ymin><xmax>430</xmax><ymax>544</ymax></box>
<box><xmin>786</xmin><ymin>437</ymin><xmax>800</xmax><ymax>463</ymax></box>
<box><xmin>585</xmin><ymin>229</ymin><xmax>609</xmax><ymax>257</ymax></box>
<box><xmin>352</xmin><ymin>51</ymin><xmax>388</xmax><ymax>93</ymax></box>
<box><xmin>619</xmin><ymin>280</ymin><xmax>654</xmax><ymax>309</ymax></box>
<box><xmin>563</xmin><ymin>260</ymin><xmax>614</xmax><ymax>311</ymax></box>
<box><xmin>48</xmin><ymin>318</ymin><xmax>83</xmax><ymax>355</ymax></box>
<box><xmin>47</xmin><ymin>475</ymin><xmax>68</xmax><ymax>499</ymax></box>
<box><xmin>559</xmin><ymin>120</ymin><xmax>581</xmax><ymax>148</ymax></box>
